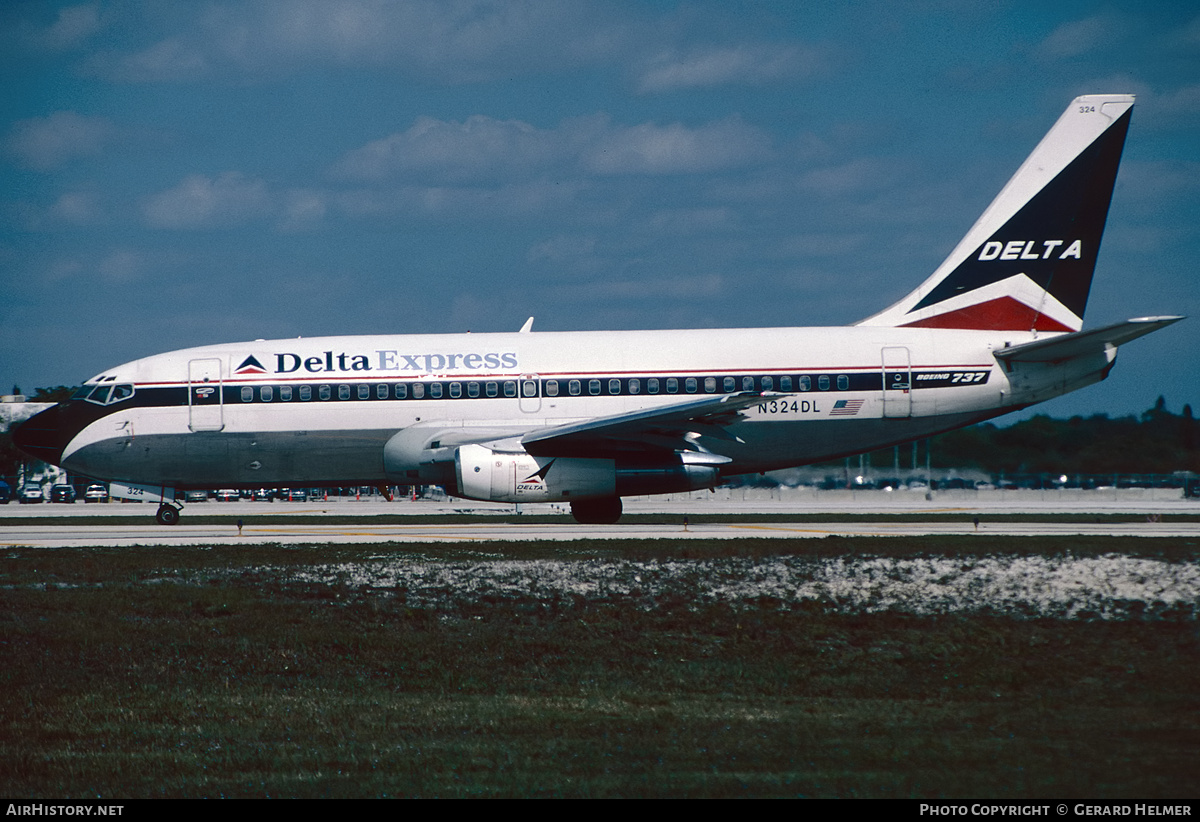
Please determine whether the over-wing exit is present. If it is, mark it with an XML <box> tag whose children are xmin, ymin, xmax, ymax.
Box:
<box><xmin>14</xmin><ymin>95</ymin><xmax>1183</xmax><ymax>524</ymax></box>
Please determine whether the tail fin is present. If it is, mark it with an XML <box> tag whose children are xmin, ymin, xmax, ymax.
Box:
<box><xmin>858</xmin><ymin>94</ymin><xmax>1134</xmax><ymax>333</ymax></box>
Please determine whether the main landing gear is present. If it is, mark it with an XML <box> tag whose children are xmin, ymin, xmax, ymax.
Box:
<box><xmin>156</xmin><ymin>502</ymin><xmax>182</xmax><ymax>525</ymax></box>
<box><xmin>569</xmin><ymin>497</ymin><xmax>623</xmax><ymax>524</ymax></box>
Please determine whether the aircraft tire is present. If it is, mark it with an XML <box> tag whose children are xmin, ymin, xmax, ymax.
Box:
<box><xmin>156</xmin><ymin>504</ymin><xmax>181</xmax><ymax>526</ymax></box>
<box><xmin>570</xmin><ymin>497</ymin><xmax>622</xmax><ymax>524</ymax></box>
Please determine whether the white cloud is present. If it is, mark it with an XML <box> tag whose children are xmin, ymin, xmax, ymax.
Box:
<box><xmin>333</xmin><ymin>115</ymin><xmax>566</xmax><ymax>182</ymax></box>
<box><xmin>49</xmin><ymin>191</ymin><xmax>103</xmax><ymax>225</ymax></box>
<box><xmin>143</xmin><ymin>172</ymin><xmax>273</xmax><ymax>229</ymax></box>
<box><xmin>1035</xmin><ymin>15</ymin><xmax>1122</xmax><ymax>61</ymax></box>
<box><xmin>583</xmin><ymin>117</ymin><xmax>772</xmax><ymax>175</ymax></box>
<box><xmin>98</xmin><ymin>248</ymin><xmax>147</xmax><ymax>284</ymax></box>
<box><xmin>636</xmin><ymin>43</ymin><xmax>823</xmax><ymax>93</ymax></box>
<box><xmin>335</xmin><ymin>113</ymin><xmax>773</xmax><ymax>183</ymax></box>
<box><xmin>29</xmin><ymin>3</ymin><xmax>102</xmax><ymax>51</ymax></box>
<box><xmin>6</xmin><ymin>111</ymin><xmax>117</xmax><ymax>171</ymax></box>
<box><xmin>90</xmin><ymin>0</ymin><xmax>630</xmax><ymax>83</ymax></box>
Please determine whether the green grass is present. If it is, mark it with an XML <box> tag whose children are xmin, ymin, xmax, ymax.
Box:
<box><xmin>1</xmin><ymin>537</ymin><xmax>1197</xmax><ymax>797</ymax></box>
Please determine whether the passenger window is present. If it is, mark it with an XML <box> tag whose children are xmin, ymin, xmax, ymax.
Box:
<box><xmin>241</xmin><ymin>386</ymin><xmax>254</xmax><ymax>402</ymax></box>
<box><xmin>724</xmin><ymin>376</ymin><xmax>736</xmax><ymax>393</ymax></box>
<box><xmin>818</xmin><ymin>376</ymin><xmax>830</xmax><ymax>391</ymax></box>
<box><xmin>666</xmin><ymin>378</ymin><xmax>678</xmax><ymax>394</ymax></box>
<box><xmin>589</xmin><ymin>380</ymin><xmax>601</xmax><ymax>396</ymax></box>
<box><xmin>429</xmin><ymin>383</ymin><xmax>443</xmax><ymax>399</ymax></box>
<box><xmin>412</xmin><ymin>383</ymin><xmax>424</xmax><ymax>399</ymax></box>
<box><xmin>742</xmin><ymin>376</ymin><xmax>754</xmax><ymax>391</ymax></box>
<box><xmin>449</xmin><ymin>382</ymin><xmax>462</xmax><ymax>398</ymax></box>
<box><xmin>569</xmin><ymin>380</ymin><xmax>581</xmax><ymax>396</ymax></box>
<box><xmin>319</xmin><ymin>385</ymin><xmax>332</xmax><ymax>400</ymax></box>
<box><xmin>467</xmin><ymin>382</ymin><xmax>480</xmax><ymax>398</ymax></box>
<box><xmin>685</xmin><ymin>378</ymin><xmax>697</xmax><ymax>393</ymax></box>
<box><xmin>608</xmin><ymin>379</ymin><xmax>621</xmax><ymax>395</ymax></box>
<box><xmin>280</xmin><ymin>385</ymin><xmax>292</xmax><ymax>402</ymax></box>
<box><xmin>503</xmin><ymin>381</ymin><xmax>517</xmax><ymax>398</ymax></box>
<box><xmin>261</xmin><ymin>386</ymin><xmax>273</xmax><ymax>402</ymax></box>
<box><xmin>300</xmin><ymin>385</ymin><xmax>312</xmax><ymax>401</ymax></box>
<box><xmin>377</xmin><ymin>384</ymin><xmax>388</xmax><ymax>399</ymax></box>
<box><xmin>837</xmin><ymin>375</ymin><xmax>849</xmax><ymax>390</ymax></box>
<box><xmin>799</xmin><ymin>376</ymin><xmax>810</xmax><ymax>392</ymax></box>
<box><xmin>358</xmin><ymin>384</ymin><xmax>370</xmax><ymax>400</ymax></box>
<box><xmin>485</xmin><ymin>382</ymin><xmax>498</xmax><ymax>398</ymax></box>
<box><xmin>523</xmin><ymin>380</ymin><xmax>537</xmax><ymax>398</ymax></box>
<box><xmin>647</xmin><ymin>378</ymin><xmax>659</xmax><ymax>394</ymax></box>
<box><xmin>704</xmin><ymin>377</ymin><xmax>716</xmax><ymax>393</ymax></box>
<box><xmin>545</xmin><ymin>380</ymin><xmax>559</xmax><ymax>397</ymax></box>
<box><xmin>628</xmin><ymin>379</ymin><xmax>640</xmax><ymax>395</ymax></box>
<box><xmin>394</xmin><ymin>384</ymin><xmax>407</xmax><ymax>399</ymax></box>
<box><xmin>338</xmin><ymin>385</ymin><xmax>350</xmax><ymax>400</ymax></box>
<box><xmin>780</xmin><ymin>376</ymin><xmax>792</xmax><ymax>392</ymax></box>
<box><xmin>761</xmin><ymin>376</ymin><xmax>773</xmax><ymax>391</ymax></box>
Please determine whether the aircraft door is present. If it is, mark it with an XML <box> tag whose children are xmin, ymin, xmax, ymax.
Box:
<box><xmin>518</xmin><ymin>375</ymin><xmax>541</xmax><ymax>413</ymax></box>
<box><xmin>188</xmin><ymin>358</ymin><xmax>225</xmax><ymax>432</ymax></box>
<box><xmin>881</xmin><ymin>347</ymin><xmax>911</xmax><ymax>418</ymax></box>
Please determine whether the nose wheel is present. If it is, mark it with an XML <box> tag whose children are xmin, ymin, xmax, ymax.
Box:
<box><xmin>156</xmin><ymin>502</ymin><xmax>182</xmax><ymax>525</ymax></box>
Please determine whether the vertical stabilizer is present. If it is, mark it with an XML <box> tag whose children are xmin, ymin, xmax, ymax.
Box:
<box><xmin>858</xmin><ymin>94</ymin><xmax>1133</xmax><ymax>332</ymax></box>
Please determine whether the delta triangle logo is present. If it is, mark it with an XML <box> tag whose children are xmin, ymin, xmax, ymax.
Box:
<box><xmin>234</xmin><ymin>355</ymin><xmax>267</xmax><ymax>375</ymax></box>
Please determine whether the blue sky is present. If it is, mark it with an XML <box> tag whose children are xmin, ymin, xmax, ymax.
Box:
<box><xmin>3</xmin><ymin>0</ymin><xmax>1197</xmax><ymax>420</ymax></box>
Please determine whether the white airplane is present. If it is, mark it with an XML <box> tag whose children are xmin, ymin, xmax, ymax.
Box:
<box><xmin>14</xmin><ymin>94</ymin><xmax>1182</xmax><ymax>525</ymax></box>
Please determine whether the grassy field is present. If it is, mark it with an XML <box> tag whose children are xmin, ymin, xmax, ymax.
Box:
<box><xmin>1</xmin><ymin>537</ymin><xmax>1197</xmax><ymax>798</ymax></box>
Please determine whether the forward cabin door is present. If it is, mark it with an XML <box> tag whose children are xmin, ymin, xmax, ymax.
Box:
<box><xmin>188</xmin><ymin>358</ymin><xmax>225</xmax><ymax>432</ymax></box>
<box><xmin>881</xmin><ymin>346</ymin><xmax>912</xmax><ymax>419</ymax></box>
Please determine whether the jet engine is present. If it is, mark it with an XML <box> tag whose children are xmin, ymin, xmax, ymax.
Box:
<box><xmin>453</xmin><ymin>443</ymin><xmax>726</xmax><ymax>503</ymax></box>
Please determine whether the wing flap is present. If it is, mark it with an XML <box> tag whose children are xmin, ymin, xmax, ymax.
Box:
<box><xmin>521</xmin><ymin>392</ymin><xmax>766</xmax><ymax>457</ymax></box>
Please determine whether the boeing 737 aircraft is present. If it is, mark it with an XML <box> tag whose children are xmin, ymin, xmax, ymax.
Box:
<box><xmin>14</xmin><ymin>94</ymin><xmax>1183</xmax><ymax>524</ymax></box>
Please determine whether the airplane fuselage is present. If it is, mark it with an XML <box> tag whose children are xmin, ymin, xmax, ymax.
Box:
<box><xmin>31</xmin><ymin>324</ymin><xmax>1106</xmax><ymax>493</ymax></box>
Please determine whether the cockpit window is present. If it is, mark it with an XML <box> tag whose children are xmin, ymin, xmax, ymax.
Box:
<box><xmin>78</xmin><ymin>383</ymin><xmax>135</xmax><ymax>406</ymax></box>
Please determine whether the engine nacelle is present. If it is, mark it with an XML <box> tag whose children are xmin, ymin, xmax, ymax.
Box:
<box><xmin>453</xmin><ymin>443</ymin><xmax>727</xmax><ymax>503</ymax></box>
<box><xmin>455</xmin><ymin>444</ymin><xmax>614</xmax><ymax>503</ymax></box>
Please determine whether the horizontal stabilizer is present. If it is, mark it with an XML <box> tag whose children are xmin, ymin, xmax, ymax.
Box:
<box><xmin>993</xmin><ymin>316</ymin><xmax>1184</xmax><ymax>364</ymax></box>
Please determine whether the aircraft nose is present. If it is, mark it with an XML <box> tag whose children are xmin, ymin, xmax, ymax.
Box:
<box><xmin>12</xmin><ymin>404</ymin><xmax>72</xmax><ymax>466</ymax></box>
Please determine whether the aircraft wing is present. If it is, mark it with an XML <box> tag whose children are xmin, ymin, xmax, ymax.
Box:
<box><xmin>993</xmin><ymin>316</ymin><xmax>1184</xmax><ymax>364</ymax></box>
<box><xmin>521</xmin><ymin>392</ymin><xmax>767</xmax><ymax>458</ymax></box>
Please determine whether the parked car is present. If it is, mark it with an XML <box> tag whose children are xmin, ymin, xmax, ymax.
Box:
<box><xmin>51</xmin><ymin>484</ymin><xmax>77</xmax><ymax>503</ymax></box>
<box><xmin>19</xmin><ymin>484</ymin><xmax>44</xmax><ymax>503</ymax></box>
<box><xmin>283</xmin><ymin>488</ymin><xmax>307</xmax><ymax>502</ymax></box>
<box><xmin>0</xmin><ymin>481</ymin><xmax>11</xmax><ymax>503</ymax></box>
<box><xmin>252</xmin><ymin>488</ymin><xmax>275</xmax><ymax>501</ymax></box>
<box><xmin>84</xmin><ymin>484</ymin><xmax>109</xmax><ymax>503</ymax></box>
<box><xmin>184</xmin><ymin>490</ymin><xmax>209</xmax><ymax>502</ymax></box>
<box><xmin>215</xmin><ymin>489</ymin><xmax>239</xmax><ymax>502</ymax></box>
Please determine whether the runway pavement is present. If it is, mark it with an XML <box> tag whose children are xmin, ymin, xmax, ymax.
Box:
<box><xmin>2</xmin><ymin>489</ymin><xmax>1197</xmax><ymax>547</ymax></box>
<box><xmin>2</xmin><ymin>517</ymin><xmax>1197</xmax><ymax>548</ymax></box>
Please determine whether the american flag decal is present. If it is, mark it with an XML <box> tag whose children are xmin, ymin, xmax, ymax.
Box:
<box><xmin>830</xmin><ymin>399</ymin><xmax>865</xmax><ymax>416</ymax></box>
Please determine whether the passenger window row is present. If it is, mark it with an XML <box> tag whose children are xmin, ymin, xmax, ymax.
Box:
<box><xmin>233</xmin><ymin>372</ymin><xmax>868</xmax><ymax>403</ymax></box>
